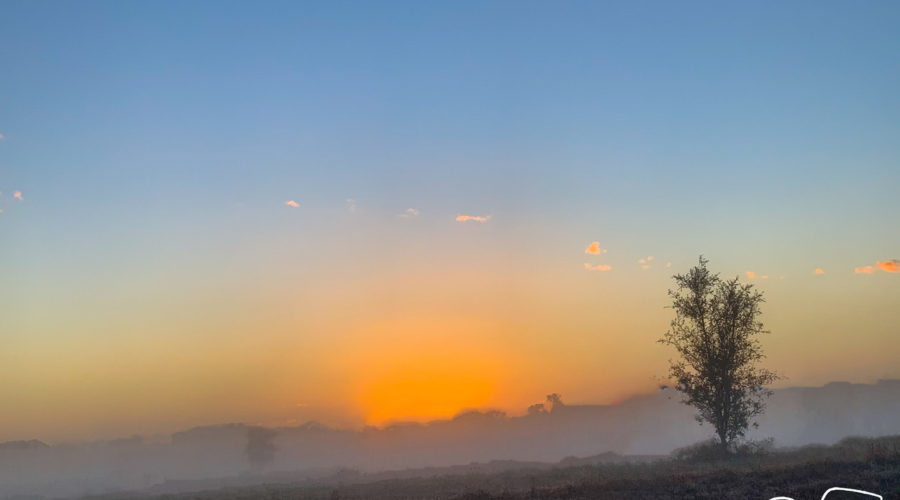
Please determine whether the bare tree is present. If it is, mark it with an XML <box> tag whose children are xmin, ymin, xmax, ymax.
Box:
<box><xmin>659</xmin><ymin>257</ymin><xmax>779</xmax><ymax>452</ymax></box>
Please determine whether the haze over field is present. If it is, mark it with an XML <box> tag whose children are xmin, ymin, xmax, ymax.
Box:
<box><xmin>2</xmin><ymin>380</ymin><xmax>899</xmax><ymax>499</ymax></box>
<box><xmin>1</xmin><ymin>5</ymin><xmax>899</xmax><ymax>499</ymax></box>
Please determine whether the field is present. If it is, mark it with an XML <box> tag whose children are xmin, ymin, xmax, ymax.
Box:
<box><xmin>89</xmin><ymin>436</ymin><xmax>900</xmax><ymax>500</ymax></box>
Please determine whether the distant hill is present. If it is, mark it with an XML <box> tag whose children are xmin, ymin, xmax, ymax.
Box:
<box><xmin>2</xmin><ymin>379</ymin><xmax>899</xmax><ymax>499</ymax></box>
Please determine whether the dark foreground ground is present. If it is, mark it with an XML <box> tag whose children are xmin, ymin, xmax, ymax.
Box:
<box><xmin>89</xmin><ymin>436</ymin><xmax>900</xmax><ymax>500</ymax></box>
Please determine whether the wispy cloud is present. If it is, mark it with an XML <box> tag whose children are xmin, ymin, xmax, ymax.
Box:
<box><xmin>746</xmin><ymin>271</ymin><xmax>769</xmax><ymax>280</ymax></box>
<box><xmin>584</xmin><ymin>263</ymin><xmax>612</xmax><ymax>272</ymax></box>
<box><xmin>346</xmin><ymin>198</ymin><xmax>357</xmax><ymax>212</ymax></box>
<box><xmin>814</xmin><ymin>268</ymin><xmax>825</xmax><ymax>275</ymax></box>
<box><xmin>854</xmin><ymin>260</ymin><xmax>899</xmax><ymax>274</ymax></box>
<box><xmin>456</xmin><ymin>214</ymin><xmax>490</xmax><ymax>222</ymax></box>
<box><xmin>285</xmin><ymin>200</ymin><xmax>299</xmax><ymax>208</ymax></box>
<box><xmin>13</xmin><ymin>190</ymin><xmax>23</xmax><ymax>201</ymax></box>
<box><xmin>0</xmin><ymin>133</ymin><xmax>5</xmax><ymax>140</ymax></box>
<box><xmin>876</xmin><ymin>260</ymin><xmax>900</xmax><ymax>273</ymax></box>
<box><xmin>398</xmin><ymin>208</ymin><xmax>420</xmax><ymax>218</ymax></box>
<box><xmin>665</xmin><ymin>262</ymin><xmax>672</xmax><ymax>268</ymax></box>
<box><xmin>638</xmin><ymin>256</ymin><xmax>654</xmax><ymax>269</ymax></box>
<box><xmin>585</xmin><ymin>241</ymin><xmax>606</xmax><ymax>255</ymax></box>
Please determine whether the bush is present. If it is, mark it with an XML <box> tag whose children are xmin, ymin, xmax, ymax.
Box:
<box><xmin>673</xmin><ymin>438</ymin><xmax>774</xmax><ymax>463</ymax></box>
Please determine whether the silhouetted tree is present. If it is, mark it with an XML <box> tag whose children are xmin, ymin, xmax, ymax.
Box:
<box><xmin>659</xmin><ymin>257</ymin><xmax>779</xmax><ymax>452</ymax></box>
<box><xmin>527</xmin><ymin>403</ymin><xmax>546</xmax><ymax>415</ymax></box>
<box><xmin>545</xmin><ymin>393</ymin><xmax>564</xmax><ymax>412</ymax></box>
<box><xmin>245</xmin><ymin>426</ymin><xmax>277</xmax><ymax>470</ymax></box>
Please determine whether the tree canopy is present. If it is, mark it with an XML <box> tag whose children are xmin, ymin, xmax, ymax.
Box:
<box><xmin>660</xmin><ymin>257</ymin><xmax>780</xmax><ymax>450</ymax></box>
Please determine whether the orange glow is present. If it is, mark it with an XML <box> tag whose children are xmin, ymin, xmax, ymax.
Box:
<box><xmin>334</xmin><ymin>316</ymin><xmax>511</xmax><ymax>425</ymax></box>
<box><xmin>361</xmin><ymin>364</ymin><xmax>495</xmax><ymax>424</ymax></box>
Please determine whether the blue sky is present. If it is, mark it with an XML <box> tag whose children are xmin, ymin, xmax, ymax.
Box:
<box><xmin>1</xmin><ymin>1</ymin><xmax>899</xmax><ymax>440</ymax></box>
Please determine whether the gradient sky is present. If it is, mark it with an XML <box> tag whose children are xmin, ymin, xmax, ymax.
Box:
<box><xmin>1</xmin><ymin>1</ymin><xmax>899</xmax><ymax>442</ymax></box>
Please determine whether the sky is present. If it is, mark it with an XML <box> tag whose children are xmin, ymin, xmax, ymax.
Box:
<box><xmin>1</xmin><ymin>0</ymin><xmax>899</xmax><ymax>442</ymax></box>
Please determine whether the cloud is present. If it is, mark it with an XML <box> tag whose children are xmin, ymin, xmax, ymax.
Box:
<box><xmin>285</xmin><ymin>200</ymin><xmax>299</xmax><ymax>208</ymax></box>
<box><xmin>814</xmin><ymin>268</ymin><xmax>825</xmax><ymax>275</ymax></box>
<box><xmin>638</xmin><ymin>256</ymin><xmax>654</xmax><ymax>269</ymax></box>
<box><xmin>346</xmin><ymin>199</ymin><xmax>357</xmax><ymax>212</ymax></box>
<box><xmin>585</xmin><ymin>241</ymin><xmax>606</xmax><ymax>255</ymax></box>
<box><xmin>666</xmin><ymin>262</ymin><xmax>672</xmax><ymax>268</ymax></box>
<box><xmin>854</xmin><ymin>260</ymin><xmax>900</xmax><ymax>274</ymax></box>
<box><xmin>746</xmin><ymin>271</ymin><xmax>769</xmax><ymax>280</ymax></box>
<box><xmin>0</xmin><ymin>133</ymin><xmax>5</xmax><ymax>140</ymax></box>
<box><xmin>399</xmin><ymin>208</ymin><xmax>420</xmax><ymax>218</ymax></box>
<box><xmin>456</xmin><ymin>215</ymin><xmax>490</xmax><ymax>222</ymax></box>
<box><xmin>13</xmin><ymin>190</ymin><xmax>23</xmax><ymax>201</ymax></box>
<box><xmin>584</xmin><ymin>263</ymin><xmax>612</xmax><ymax>272</ymax></box>
<box><xmin>876</xmin><ymin>260</ymin><xmax>900</xmax><ymax>273</ymax></box>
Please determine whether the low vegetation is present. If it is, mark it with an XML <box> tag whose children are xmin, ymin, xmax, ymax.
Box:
<box><xmin>89</xmin><ymin>435</ymin><xmax>900</xmax><ymax>499</ymax></box>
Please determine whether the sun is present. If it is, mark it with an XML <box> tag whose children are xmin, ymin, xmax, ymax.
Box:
<box><xmin>336</xmin><ymin>316</ymin><xmax>509</xmax><ymax>425</ymax></box>
<box><xmin>361</xmin><ymin>364</ymin><xmax>495</xmax><ymax>424</ymax></box>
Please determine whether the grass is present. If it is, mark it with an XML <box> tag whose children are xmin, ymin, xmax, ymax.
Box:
<box><xmin>87</xmin><ymin>435</ymin><xmax>900</xmax><ymax>500</ymax></box>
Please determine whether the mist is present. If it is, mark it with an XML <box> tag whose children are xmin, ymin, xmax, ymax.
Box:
<box><xmin>2</xmin><ymin>379</ymin><xmax>898</xmax><ymax>499</ymax></box>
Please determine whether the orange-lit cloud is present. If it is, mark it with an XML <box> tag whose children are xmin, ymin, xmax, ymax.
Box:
<box><xmin>814</xmin><ymin>268</ymin><xmax>825</xmax><ymax>275</ymax></box>
<box><xmin>285</xmin><ymin>200</ymin><xmax>300</xmax><ymax>208</ymax></box>
<box><xmin>746</xmin><ymin>271</ymin><xmax>769</xmax><ymax>280</ymax></box>
<box><xmin>456</xmin><ymin>214</ymin><xmax>490</xmax><ymax>222</ymax></box>
<box><xmin>584</xmin><ymin>263</ymin><xmax>612</xmax><ymax>272</ymax></box>
<box><xmin>855</xmin><ymin>266</ymin><xmax>874</xmax><ymax>275</ymax></box>
<box><xmin>876</xmin><ymin>260</ymin><xmax>900</xmax><ymax>273</ymax></box>
<box><xmin>13</xmin><ymin>190</ymin><xmax>23</xmax><ymax>201</ymax></box>
<box><xmin>746</xmin><ymin>271</ymin><xmax>756</xmax><ymax>279</ymax></box>
<box><xmin>585</xmin><ymin>241</ymin><xmax>606</xmax><ymax>255</ymax></box>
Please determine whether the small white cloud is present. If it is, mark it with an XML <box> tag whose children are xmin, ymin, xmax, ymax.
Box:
<box><xmin>638</xmin><ymin>256</ymin><xmax>654</xmax><ymax>269</ymax></box>
<box><xmin>584</xmin><ymin>263</ymin><xmax>612</xmax><ymax>272</ymax></box>
<box><xmin>456</xmin><ymin>214</ymin><xmax>490</xmax><ymax>222</ymax></box>
<box><xmin>13</xmin><ymin>190</ymin><xmax>23</xmax><ymax>201</ymax></box>
<box><xmin>346</xmin><ymin>198</ymin><xmax>357</xmax><ymax>212</ymax></box>
<box><xmin>399</xmin><ymin>208</ymin><xmax>420</xmax><ymax>218</ymax></box>
<box><xmin>666</xmin><ymin>262</ymin><xmax>672</xmax><ymax>268</ymax></box>
<box><xmin>285</xmin><ymin>200</ymin><xmax>299</xmax><ymax>208</ymax></box>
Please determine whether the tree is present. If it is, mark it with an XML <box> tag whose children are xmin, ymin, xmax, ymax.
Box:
<box><xmin>545</xmin><ymin>393</ymin><xmax>565</xmax><ymax>412</ymax></box>
<box><xmin>659</xmin><ymin>257</ymin><xmax>779</xmax><ymax>452</ymax></box>
<box><xmin>245</xmin><ymin>426</ymin><xmax>277</xmax><ymax>470</ymax></box>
